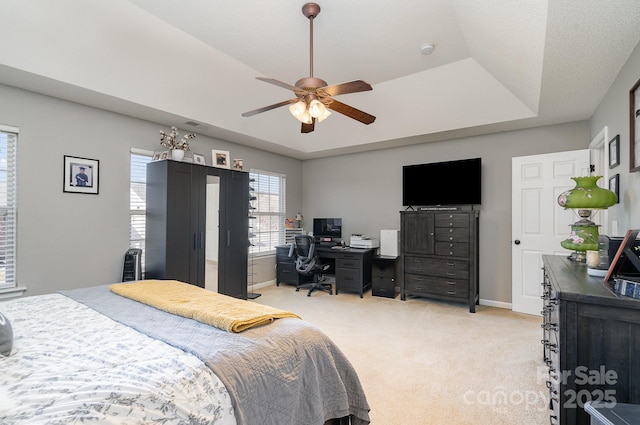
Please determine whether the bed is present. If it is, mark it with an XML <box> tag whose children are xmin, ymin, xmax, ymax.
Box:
<box><xmin>0</xmin><ymin>280</ymin><xmax>370</xmax><ymax>425</ymax></box>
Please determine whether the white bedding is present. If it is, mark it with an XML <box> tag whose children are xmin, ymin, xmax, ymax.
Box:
<box><xmin>0</xmin><ymin>294</ymin><xmax>237</xmax><ymax>425</ymax></box>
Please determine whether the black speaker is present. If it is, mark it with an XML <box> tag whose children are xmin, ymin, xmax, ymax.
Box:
<box><xmin>122</xmin><ymin>248</ymin><xmax>142</xmax><ymax>282</ymax></box>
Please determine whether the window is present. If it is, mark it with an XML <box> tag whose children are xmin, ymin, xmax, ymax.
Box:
<box><xmin>249</xmin><ymin>170</ymin><xmax>286</xmax><ymax>256</ymax></box>
<box><xmin>0</xmin><ymin>125</ymin><xmax>17</xmax><ymax>292</ymax></box>
<box><xmin>130</xmin><ymin>148</ymin><xmax>153</xmax><ymax>272</ymax></box>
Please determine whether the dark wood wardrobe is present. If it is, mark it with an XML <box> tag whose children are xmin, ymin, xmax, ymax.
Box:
<box><xmin>145</xmin><ymin>159</ymin><xmax>248</xmax><ymax>299</ymax></box>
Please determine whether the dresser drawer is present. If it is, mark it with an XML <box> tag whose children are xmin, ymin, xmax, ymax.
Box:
<box><xmin>337</xmin><ymin>256</ymin><xmax>362</xmax><ymax>269</ymax></box>
<box><xmin>435</xmin><ymin>227</ymin><xmax>470</xmax><ymax>242</ymax></box>
<box><xmin>276</xmin><ymin>263</ymin><xmax>313</xmax><ymax>285</ymax></box>
<box><xmin>336</xmin><ymin>267</ymin><xmax>361</xmax><ymax>291</ymax></box>
<box><xmin>276</xmin><ymin>246</ymin><xmax>294</xmax><ymax>263</ymax></box>
<box><xmin>404</xmin><ymin>274</ymin><xmax>469</xmax><ymax>299</ymax></box>
<box><xmin>404</xmin><ymin>256</ymin><xmax>469</xmax><ymax>279</ymax></box>
<box><xmin>372</xmin><ymin>276</ymin><xmax>396</xmax><ymax>298</ymax></box>
<box><xmin>434</xmin><ymin>242</ymin><xmax>469</xmax><ymax>257</ymax></box>
<box><xmin>372</xmin><ymin>263</ymin><xmax>395</xmax><ymax>279</ymax></box>
<box><xmin>435</xmin><ymin>213</ymin><xmax>469</xmax><ymax>228</ymax></box>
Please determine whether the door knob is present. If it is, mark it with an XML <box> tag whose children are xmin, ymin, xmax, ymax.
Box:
<box><xmin>514</xmin><ymin>240</ymin><xmax>521</xmax><ymax>245</ymax></box>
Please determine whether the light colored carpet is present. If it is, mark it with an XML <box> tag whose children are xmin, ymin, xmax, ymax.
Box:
<box><xmin>254</xmin><ymin>284</ymin><xmax>550</xmax><ymax>425</ymax></box>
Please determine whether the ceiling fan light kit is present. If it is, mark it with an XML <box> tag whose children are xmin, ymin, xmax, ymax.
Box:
<box><xmin>241</xmin><ymin>2</ymin><xmax>376</xmax><ymax>133</ymax></box>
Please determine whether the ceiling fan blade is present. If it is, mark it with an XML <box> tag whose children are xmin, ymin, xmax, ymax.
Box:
<box><xmin>242</xmin><ymin>98</ymin><xmax>298</xmax><ymax>117</ymax></box>
<box><xmin>319</xmin><ymin>80</ymin><xmax>373</xmax><ymax>97</ymax></box>
<box><xmin>256</xmin><ymin>77</ymin><xmax>298</xmax><ymax>92</ymax></box>
<box><xmin>301</xmin><ymin>118</ymin><xmax>315</xmax><ymax>133</ymax></box>
<box><xmin>327</xmin><ymin>99</ymin><xmax>376</xmax><ymax>125</ymax></box>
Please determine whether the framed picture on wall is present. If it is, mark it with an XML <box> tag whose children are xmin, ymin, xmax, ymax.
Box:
<box><xmin>63</xmin><ymin>155</ymin><xmax>99</xmax><ymax>194</ymax></box>
<box><xmin>630</xmin><ymin>77</ymin><xmax>640</xmax><ymax>172</ymax></box>
<box><xmin>609</xmin><ymin>134</ymin><xmax>620</xmax><ymax>168</ymax></box>
<box><xmin>609</xmin><ymin>173</ymin><xmax>620</xmax><ymax>203</ymax></box>
<box><xmin>212</xmin><ymin>150</ymin><xmax>230</xmax><ymax>169</ymax></box>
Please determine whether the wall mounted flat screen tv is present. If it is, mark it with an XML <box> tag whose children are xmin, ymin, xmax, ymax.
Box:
<box><xmin>313</xmin><ymin>218</ymin><xmax>342</xmax><ymax>239</ymax></box>
<box><xmin>402</xmin><ymin>158</ymin><xmax>481</xmax><ymax>206</ymax></box>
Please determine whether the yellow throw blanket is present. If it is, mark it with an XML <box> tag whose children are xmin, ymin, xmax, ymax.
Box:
<box><xmin>110</xmin><ymin>280</ymin><xmax>300</xmax><ymax>333</ymax></box>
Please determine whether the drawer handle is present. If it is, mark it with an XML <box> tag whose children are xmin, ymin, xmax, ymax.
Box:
<box><xmin>447</xmin><ymin>281</ymin><xmax>456</xmax><ymax>285</ymax></box>
<box><xmin>447</xmin><ymin>290</ymin><xmax>456</xmax><ymax>295</ymax></box>
<box><xmin>447</xmin><ymin>262</ymin><xmax>456</xmax><ymax>266</ymax></box>
<box><xmin>415</xmin><ymin>286</ymin><xmax>424</xmax><ymax>290</ymax></box>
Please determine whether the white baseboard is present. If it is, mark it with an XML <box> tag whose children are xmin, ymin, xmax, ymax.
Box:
<box><xmin>479</xmin><ymin>298</ymin><xmax>512</xmax><ymax>310</ymax></box>
<box><xmin>250</xmin><ymin>283</ymin><xmax>516</xmax><ymax>312</ymax></box>
<box><xmin>248</xmin><ymin>280</ymin><xmax>276</xmax><ymax>291</ymax></box>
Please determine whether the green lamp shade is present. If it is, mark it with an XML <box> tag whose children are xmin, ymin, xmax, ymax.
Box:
<box><xmin>557</xmin><ymin>176</ymin><xmax>617</xmax><ymax>209</ymax></box>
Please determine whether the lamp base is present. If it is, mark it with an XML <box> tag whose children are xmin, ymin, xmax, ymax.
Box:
<box><xmin>561</xmin><ymin>214</ymin><xmax>600</xmax><ymax>262</ymax></box>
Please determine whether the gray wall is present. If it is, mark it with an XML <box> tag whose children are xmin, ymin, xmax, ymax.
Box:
<box><xmin>4</xmin><ymin>37</ymin><xmax>639</xmax><ymax>304</ymax></box>
<box><xmin>302</xmin><ymin>122</ymin><xmax>589</xmax><ymax>304</ymax></box>
<box><xmin>0</xmin><ymin>84</ymin><xmax>303</xmax><ymax>296</ymax></box>
<box><xmin>590</xmin><ymin>40</ymin><xmax>640</xmax><ymax>231</ymax></box>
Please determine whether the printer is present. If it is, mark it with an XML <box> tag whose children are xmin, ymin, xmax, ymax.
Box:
<box><xmin>350</xmin><ymin>234</ymin><xmax>380</xmax><ymax>249</ymax></box>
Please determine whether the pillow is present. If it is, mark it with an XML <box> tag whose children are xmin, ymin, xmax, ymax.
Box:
<box><xmin>0</xmin><ymin>311</ymin><xmax>13</xmax><ymax>356</ymax></box>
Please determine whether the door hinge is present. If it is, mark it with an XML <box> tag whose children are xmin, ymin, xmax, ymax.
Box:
<box><xmin>590</xmin><ymin>164</ymin><xmax>595</xmax><ymax>173</ymax></box>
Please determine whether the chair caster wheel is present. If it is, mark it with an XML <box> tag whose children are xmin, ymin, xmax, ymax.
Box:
<box><xmin>307</xmin><ymin>293</ymin><xmax>311</xmax><ymax>297</ymax></box>
<box><xmin>296</xmin><ymin>288</ymin><xmax>300</xmax><ymax>291</ymax></box>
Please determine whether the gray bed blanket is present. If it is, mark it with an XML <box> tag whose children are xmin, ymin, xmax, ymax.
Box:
<box><xmin>60</xmin><ymin>285</ymin><xmax>370</xmax><ymax>425</ymax></box>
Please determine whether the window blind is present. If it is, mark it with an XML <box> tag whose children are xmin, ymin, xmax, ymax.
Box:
<box><xmin>249</xmin><ymin>170</ymin><xmax>286</xmax><ymax>255</ymax></box>
<box><xmin>130</xmin><ymin>149</ymin><xmax>153</xmax><ymax>271</ymax></box>
<box><xmin>0</xmin><ymin>127</ymin><xmax>17</xmax><ymax>290</ymax></box>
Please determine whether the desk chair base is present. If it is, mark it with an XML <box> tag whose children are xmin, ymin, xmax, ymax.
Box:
<box><xmin>296</xmin><ymin>266</ymin><xmax>333</xmax><ymax>296</ymax></box>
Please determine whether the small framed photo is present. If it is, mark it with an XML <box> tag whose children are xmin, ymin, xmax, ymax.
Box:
<box><xmin>63</xmin><ymin>155</ymin><xmax>99</xmax><ymax>195</ymax></box>
<box><xmin>233</xmin><ymin>159</ymin><xmax>244</xmax><ymax>170</ymax></box>
<box><xmin>152</xmin><ymin>151</ymin><xmax>162</xmax><ymax>161</ymax></box>
<box><xmin>609</xmin><ymin>134</ymin><xmax>620</xmax><ymax>169</ymax></box>
<box><xmin>193</xmin><ymin>153</ymin><xmax>206</xmax><ymax>165</ymax></box>
<box><xmin>609</xmin><ymin>173</ymin><xmax>620</xmax><ymax>203</ymax></box>
<box><xmin>212</xmin><ymin>150</ymin><xmax>230</xmax><ymax>169</ymax></box>
<box><xmin>160</xmin><ymin>150</ymin><xmax>169</xmax><ymax>160</ymax></box>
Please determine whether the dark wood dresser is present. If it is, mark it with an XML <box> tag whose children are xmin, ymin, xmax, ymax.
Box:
<box><xmin>542</xmin><ymin>255</ymin><xmax>640</xmax><ymax>424</ymax></box>
<box><xmin>400</xmin><ymin>209</ymin><xmax>479</xmax><ymax>312</ymax></box>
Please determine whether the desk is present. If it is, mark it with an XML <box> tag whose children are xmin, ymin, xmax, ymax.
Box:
<box><xmin>317</xmin><ymin>246</ymin><xmax>374</xmax><ymax>298</ymax></box>
<box><xmin>276</xmin><ymin>245</ymin><xmax>374</xmax><ymax>298</ymax></box>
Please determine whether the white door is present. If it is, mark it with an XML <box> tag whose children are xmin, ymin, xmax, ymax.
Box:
<box><xmin>511</xmin><ymin>150</ymin><xmax>590</xmax><ymax>315</ymax></box>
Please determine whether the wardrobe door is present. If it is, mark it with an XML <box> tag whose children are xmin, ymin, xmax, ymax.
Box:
<box><xmin>219</xmin><ymin>169</ymin><xmax>248</xmax><ymax>299</ymax></box>
<box><xmin>145</xmin><ymin>160</ymin><xmax>195</xmax><ymax>283</ymax></box>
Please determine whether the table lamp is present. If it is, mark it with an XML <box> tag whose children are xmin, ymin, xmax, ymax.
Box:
<box><xmin>295</xmin><ymin>212</ymin><xmax>303</xmax><ymax>228</ymax></box>
<box><xmin>557</xmin><ymin>176</ymin><xmax>617</xmax><ymax>262</ymax></box>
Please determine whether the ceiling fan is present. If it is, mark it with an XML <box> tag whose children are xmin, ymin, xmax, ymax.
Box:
<box><xmin>241</xmin><ymin>2</ymin><xmax>376</xmax><ymax>134</ymax></box>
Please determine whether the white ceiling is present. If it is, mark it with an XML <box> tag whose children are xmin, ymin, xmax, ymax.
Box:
<box><xmin>1</xmin><ymin>0</ymin><xmax>640</xmax><ymax>159</ymax></box>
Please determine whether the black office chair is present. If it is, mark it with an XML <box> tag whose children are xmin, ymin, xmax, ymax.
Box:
<box><xmin>289</xmin><ymin>235</ymin><xmax>333</xmax><ymax>296</ymax></box>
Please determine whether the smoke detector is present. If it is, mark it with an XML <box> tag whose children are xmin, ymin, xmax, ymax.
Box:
<box><xmin>421</xmin><ymin>43</ymin><xmax>435</xmax><ymax>55</ymax></box>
